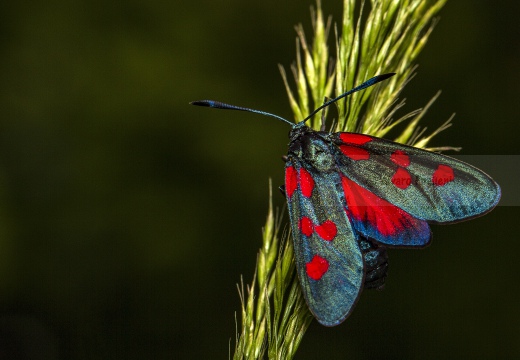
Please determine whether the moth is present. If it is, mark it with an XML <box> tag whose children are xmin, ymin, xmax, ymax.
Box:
<box><xmin>191</xmin><ymin>73</ymin><xmax>501</xmax><ymax>326</ymax></box>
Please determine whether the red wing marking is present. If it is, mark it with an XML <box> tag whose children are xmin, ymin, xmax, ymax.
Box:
<box><xmin>315</xmin><ymin>220</ymin><xmax>337</xmax><ymax>241</ymax></box>
<box><xmin>299</xmin><ymin>216</ymin><xmax>314</xmax><ymax>237</ymax></box>
<box><xmin>339</xmin><ymin>133</ymin><xmax>373</xmax><ymax>145</ymax></box>
<box><xmin>432</xmin><ymin>164</ymin><xmax>455</xmax><ymax>186</ymax></box>
<box><xmin>339</xmin><ymin>145</ymin><xmax>370</xmax><ymax>161</ymax></box>
<box><xmin>299</xmin><ymin>168</ymin><xmax>315</xmax><ymax>197</ymax></box>
<box><xmin>391</xmin><ymin>167</ymin><xmax>412</xmax><ymax>189</ymax></box>
<box><xmin>390</xmin><ymin>150</ymin><xmax>410</xmax><ymax>167</ymax></box>
<box><xmin>306</xmin><ymin>255</ymin><xmax>329</xmax><ymax>280</ymax></box>
<box><xmin>341</xmin><ymin>175</ymin><xmax>414</xmax><ymax>236</ymax></box>
<box><xmin>298</xmin><ymin>217</ymin><xmax>337</xmax><ymax>241</ymax></box>
<box><xmin>285</xmin><ymin>166</ymin><xmax>297</xmax><ymax>198</ymax></box>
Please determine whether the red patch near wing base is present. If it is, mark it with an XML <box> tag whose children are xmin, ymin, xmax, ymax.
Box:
<box><xmin>285</xmin><ymin>166</ymin><xmax>297</xmax><ymax>198</ymax></box>
<box><xmin>299</xmin><ymin>168</ymin><xmax>315</xmax><ymax>197</ymax></box>
<box><xmin>339</xmin><ymin>145</ymin><xmax>370</xmax><ymax>160</ymax></box>
<box><xmin>339</xmin><ymin>133</ymin><xmax>373</xmax><ymax>145</ymax></box>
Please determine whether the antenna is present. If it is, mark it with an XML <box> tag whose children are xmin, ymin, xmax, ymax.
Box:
<box><xmin>189</xmin><ymin>99</ymin><xmax>294</xmax><ymax>126</ymax></box>
<box><xmin>301</xmin><ymin>73</ymin><xmax>395</xmax><ymax>123</ymax></box>
<box><xmin>190</xmin><ymin>73</ymin><xmax>395</xmax><ymax>127</ymax></box>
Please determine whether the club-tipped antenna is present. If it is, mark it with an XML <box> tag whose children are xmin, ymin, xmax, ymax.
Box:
<box><xmin>189</xmin><ymin>100</ymin><xmax>294</xmax><ymax>126</ymax></box>
<box><xmin>190</xmin><ymin>73</ymin><xmax>395</xmax><ymax>128</ymax></box>
<box><xmin>301</xmin><ymin>73</ymin><xmax>395</xmax><ymax>124</ymax></box>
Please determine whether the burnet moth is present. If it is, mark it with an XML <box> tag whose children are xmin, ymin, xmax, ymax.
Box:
<box><xmin>191</xmin><ymin>73</ymin><xmax>501</xmax><ymax>326</ymax></box>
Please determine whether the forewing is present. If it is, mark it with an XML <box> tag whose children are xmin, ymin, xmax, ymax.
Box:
<box><xmin>285</xmin><ymin>159</ymin><xmax>364</xmax><ymax>326</ymax></box>
<box><xmin>333</xmin><ymin>132</ymin><xmax>501</xmax><ymax>224</ymax></box>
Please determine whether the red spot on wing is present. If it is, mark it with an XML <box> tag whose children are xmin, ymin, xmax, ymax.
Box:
<box><xmin>339</xmin><ymin>145</ymin><xmax>370</xmax><ymax>160</ymax></box>
<box><xmin>299</xmin><ymin>217</ymin><xmax>314</xmax><ymax>237</ymax></box>
<box><xmin>306</xmin><ymin>255</ymin><xmax>329</xmax><ymax>280</ymax></box>
<box><xmin>391</xmin><ymin>167</ymin><xmax>412</xmax><ymax>189</ymax></box>
<box><xmin>339</xmin><ymin>133</ymin><xmax>373</xmax><ymax>145</ymax></box>
<box><xmin>341</xmin><ymin>175</ymin><xmax>414</xmax><ymax>236</ymax></box>
<box><xmin>299</xmin><ymin>168</ymin><xmax>315</xmax><ymax>197</ymax></box>
<box><xmin>390</xmin><ymin>150</ymin><xmax>410</xmax><ymax>167</ymax></box>
<box><xmin>315</xmin><ymin>220</ymin><xmax>337</xmax><ymax>241</ymax></box>
<box><xmin>432</xmin><ymin>164</ymin><xmax>454</xmax><ymax>186</ymax></box>
<box><xmin>285</xmin><ymin>166</ymin><xmax>297</xmax><ymax>198</ymax></box>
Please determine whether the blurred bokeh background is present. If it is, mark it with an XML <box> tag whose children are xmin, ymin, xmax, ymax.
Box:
<box><xmin>0</xmin><ymin>0</ymin><xmax>518</xmax><ymax>359</ymax></box>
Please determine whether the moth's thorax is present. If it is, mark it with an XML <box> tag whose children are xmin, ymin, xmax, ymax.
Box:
<box><xmin>288</xmin><ymin>125</ymin><xmax>336</xmax><ymax>172</ymax></box>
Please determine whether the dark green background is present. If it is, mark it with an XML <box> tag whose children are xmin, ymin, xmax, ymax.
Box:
<box><xmin>0</xmin><ymin>0</ymin><xmax>518</xmax><ymax>359</ymax></box>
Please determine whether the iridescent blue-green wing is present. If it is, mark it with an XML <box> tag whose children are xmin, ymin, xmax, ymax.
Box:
<box><xmin>331</xmin><ymin>132</ymin><xmax>500</xmax><ymax>246</ymax></box>
<box><xmin>285</xmin><ymin>159</ymin><xmax>364</xmax><ymax>326</ymax></box>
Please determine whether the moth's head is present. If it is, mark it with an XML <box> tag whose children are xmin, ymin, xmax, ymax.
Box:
<box><xmin>288</xmin><ymin>126</ymin><xmax>335</xmax><ymax>173</ymax></box>
<box><xmin>288</xmin><ymin>121</ymin><xmax>310</xmax><ymax>142</ymax></box>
